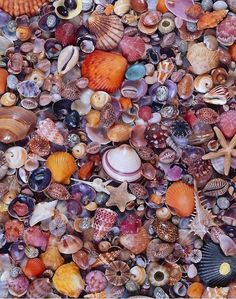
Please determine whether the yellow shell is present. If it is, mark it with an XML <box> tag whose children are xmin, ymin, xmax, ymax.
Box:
<box><xmin>114</xmin><ymin>0</ymin><xmax>131</xmax><ymax>16</ymax></box>
<box><xmin>107</xmin><ymin>123</ymin><xmax>132</xmax><ymax>142</ymax></box>
<box><xmin>40</xmin><ymin>246</ymin><xmax>64</xmax><ymax>271</ymax></box>
<box><xmin>46</xmin><ymin>152</ymin><xmax>77</xmax><ymax>184</ymax></box>
<box><xmin>52</xmin><ymin>262</ymin><xmax>85</xmax><ymax>298</ymax></box>
<box><xmin>86</xmin><ymin>110</ymin><xmax>101</xmax><ymax>128</ymax></box>
<box><xmin>90</xmin><ymin>91</ymin><xmax>111</xmax><ymax>110</ymax></box>
<box><xmin>16</xmin><ymin>26</ymin><xmax>32</xmax><ymax>41</ymax></box>
<box><xmin>0</xmin><ymin>93</ymin><xmax>17</xmax><ymax>107</ymax></box>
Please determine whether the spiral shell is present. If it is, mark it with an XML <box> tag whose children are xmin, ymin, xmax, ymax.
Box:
<box><xmin>194</xmin><ymin>74</ymin><xmax>214</xmax><ymax>93</ymax></box>
<box><xmin>5</xmin><ymin>146</ymin><xmax>27</xmax><ymax>169</ymax></box>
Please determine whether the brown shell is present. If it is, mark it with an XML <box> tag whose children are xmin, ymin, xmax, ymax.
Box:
<box><xmin>28</xmin><ymin>135</ymin><xmax>51</xmax><ymax>157</ymax></box>
<box><xmin>203</xmin><ymin>178</ymin><xmax>229</xmax><ymax>197</ymax></box>
<box><xmin>45</xmin><ymin>183</ymin><xmax>70</xmax><ymax>201</ymax></box>
<box><xmin>119</xmin><ymin>227</ymin><xmax>149</xmax><ymax>254</ymax></box>
<box><xmin>197</xmin><ymin>10</ymin><xmax>228</xmax><ymax>30</ymax></box>
<box><xmin>196</xmin><ymin>107</ymin><xmax>220</xmax><ymax>124</ymax></box>
<box><xmin>0</xmin><ymin>0</ymin><xmax>49</xmax><ymax>17</ymax></box>
<box><xmin>153</xmin><ymin>220</ymin><xmax>178</xmax><ymax>243</ymax></box>
<box><xmin>105</xmin><ymin>260</ymin><xmax>130</xmax><ymax>286</ymax></box>
<box><xmin>88</xmin><ymin>13</ymin><xmax>124</xmax><ymax>51</ymax></box>
<box><xmin>129</xmin><ymin>183</ymin><xmax>148</xmax><ymax>199</ymax></box>
<box><xmin>91</xmin><ymin>250</ymin><xmax>121</xmax><ymax>268</ymax></box>
<box><xmin>146</xmin><ymin>239</ymin><xmax>174</xmax><ymax>261</ymax></box>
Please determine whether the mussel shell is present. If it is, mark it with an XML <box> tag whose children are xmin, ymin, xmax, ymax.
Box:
<box><xmin>28</xmin><ymin>167</ymin><xmax>52</xmax><ymax>192</ymax></box>
<box><xmin>8</xmin><ymin>194</ymin><xmax>35</xmax><ymax>220</ymax></box>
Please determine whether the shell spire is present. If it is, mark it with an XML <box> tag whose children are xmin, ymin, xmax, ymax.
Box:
<box><xmin>189</xmin><ymin>181</ymin><xmax>216</xmax><ymax>239</ymax></box>
<box><xmin>91</xmin><ymin>250</ymin><xmax>120</xmax><ymax>268</ymax></box>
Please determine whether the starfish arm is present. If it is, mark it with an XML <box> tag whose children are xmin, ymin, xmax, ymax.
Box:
<box><xmin>224</xmin><ymin>152</ymin><xmax>232</xmax><ymax>176</ymax></box>
<box><xmin>214</xmin><ymin>127</ymin><xmax>228</xmax><ymax>148</ymax></box>
<box><xmin>232</xmin><ymin>149</ymin><xmax>236</xmax><ymax>157</ymax></box>
<box><xmin>229</xmin><ymin>133</ymin><xmax>236</xmax><ymax>149</ymax></box>
<box><xmin>202</xmin><ymin>148</ymin><xmax>225</xmax><ymax>160</ymax></box>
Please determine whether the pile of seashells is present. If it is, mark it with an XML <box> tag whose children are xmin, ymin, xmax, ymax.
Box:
<box><xmin>0</xmin><ymin>0</ymin><xmax>236</xmax><ymax>298</ymax></box>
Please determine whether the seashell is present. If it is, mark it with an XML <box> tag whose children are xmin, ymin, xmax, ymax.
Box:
<box><xmin>90</xmin><ymin>91</ymin><xmax>111</xmax><ymax>110</ymax></box>
<box><xmin>130</xmin><ymin>266</ymin><xmax>146</xmax><ymax>285</ymax></box>
<box><xmin>107</xmin><ymin>123</ymin><xmax>132</xmax><ymax>142</ymax></box>
<box><xmin>153</xmin><ymin>219</ymin><xmax>178</xmax><ymax>243</ymax></box>
<box><xmin>71</xmin><ymin>88</ymin><xmax>92</xmax><ymax>116</ymax></box>
<box><xmin>72</xmin><ymin>250</ymin><xmax>90</xmax><ymax>270</ymax></box>
<box><xmin>21</xmin><ymin>98</ymin><xmax>38</xmax><ymax>110</ymax></box>
<box><xmin>158</xmin><ymin>17</ymin><xmax>175</xmax><ymax>34</ymax></box>
<box><xmin>102</xmin><ymin>144</ymin><xmax>142</xmax><ymax>182</ymax></box>
<box><xmin>203</xmin><ymin>85</ymin><xmax>234</xmax><ymax>105</ymax></box>
<box><xmin>16</xmin><ymin>26</ymin><xmax>31</xmax><ymax>42</ymax></box>
<box><xmin>218</xmin><ymin>110</ymin><xmax>236</xmax><ymax>138</ymax></box>
<box><xmin>24</xmin><ymin>226</ymin><xmax>49</xmax><ymax>251</ymax></box>
<box><xmin>37</xmin><ymin>118</ymin><xmax>64</xmax><ymax>145</ymax></box>
<box><xmin>196</xmin><ymin>108</ymin><xmax>219</xmax><ymax>124</ymax></box>
<box><xmin>27</xmin><ymin>278</ymin><xmax>51</xmax><ymax>298</ymax></box>
<box><xmin>54</xmin><ymin>0</ymin><xmax>82</xmax><ymax>20</ymax></box>
<box><xmin>130</xmin><ymin>0</ymin><xmax>148</xmax><ymax>13</ymax></box>
<box><xmin>0</xmin><ymin>151</ymin><xmax>8</xmax><ymax>180</ymax></box>
<box><xmin>17</xmin><ymin>80</ymin><xmax>40</xmax><ymax>98</ymax></box>
<box><xmin>58</xmin><ymin>235</ymin><xmax>83</xmax><ymax>254</ymax></box>
<box><xmin>211</xmin><ymin>68</ymin><xmax>228</xmax><ymax>85</ymax></box>
<box><xmin>30</xmin><ymin>200</ymin><xmax>58</xmax><ymax>226</ymax></box>
<box><xmin>198</xmin><ymin>242</ymin><xmax>236</xmax><ymax>287</ymax></box>
<box><xmin>53</xmin><ymin>262</ymin><xmax>85</xmax><ymax>298</ymax></box>
<box><xmin>0</xmin><ymin>92</ymin><xmax>17</xmax><ymax>107</ymax></box>
<box><xmin>159</xmin><ymin>149</ymin><xmax>176</xmax><ymax>164</ymax></box>
<box><xmin>0</xmin><ymin>0</ymin><xmax>48</xmax><ymax>17</ymax></box>
<box><xmin>120</xmin><ymin>226</ymin><xmax>149</xmax><ymax>254</ymax></box>
<box><xmin>146</xmin><ymin>239</ymin><xmax>174</xmax><ymax>261</ymax></box>
<box><xmin>85</xmin><ymin>270</ymin><xmax>108</xmax><ymax>293</ymax></box>
<box><xmin>88</xmin><ymin>13</ymin><xmax>124</xmax><ymax>51</ymax></box>
<box><xmin>0</xmin><ymin>69</ymin><xmax>8</xmax><ymax>95</ymax></box>
<box><xmin>8</xmin><ymin>274</ymin><xmax>29</xmax><ymax>297</ymax></box>
<box><xmin>57</xmin><ymin>46</ymin><xmax>79</xmax><ymax>75</ymax></box>
<box><xmin>148</xmin><ymin>265</ymin><xmax>170</xmax><ymax>287</ymax></box>
<box><xmin>177</xmin><ymin>74</ymin><xmax>194</xmax><ymax>99</ymax></box>
<box><xmin>165</xmin><ymin>0</ymin><xmax>196</xmax><ymax>22</ymax></box>
<box><xmin>203</xmin><ymin>35</ymin><xmax>219</xmax><ymax>51</ymax></box>
<box><xmin>40</xmin><ymin>246</ymin><xmax>64</xmax><ymax>271</ymax></box>
<box><xmin>202</xmin><ymin>286</ymin><xmax>229</xmax><ymax>299</ymax></box>
<box><xmin>187</xmin><ymin>42</ymin><xmax>220</xmax><ymax>75</ymax></box>
<box><xmin>28</xmin><ymin>135</ymin><xmax>51</xmax><ymax>157</ymax></box>
<box><xmin>114</xmin><ymin>0</ymin><xmax>131</xmax><ymax>16</ymax></box>
<box><xmin>93</xmin><ymin>208</ymin><xmax>118</xmax><ymax>242</ymax></box>
<box><xmin>82</xmin><ymin>50</ymin><xmax>128</xmax><ymax>93</ymax></box>
<box><xmin>203</xmin><ymin>178</ymin><xmax>229</xmax><ymax>197</ymax></box>
<box><xmin>28</xmin><ymin>167</ymin><xmax>52</xmax><ymax>192</ymax></box>
<box><xmin>194</xmin><ymin>74</ymin><xmax>214</xmax><ymax>93</ymax></box>
<box><xmin>197</xmin><ymin>10</ymin><xmax>228</xmax><ymax>30</ymax></box>
<box><xmin>138</xmin><ymin>12</ymin><xmax>159</xmax><ymax>35</ymax></box>
<box><xmin>185</xmin><ymin>3</ymin><xmax>203</xmax><ymax>19</ymax></box>
<box><xmin>8</xmin><ymin>194</ymin><xmax>35</xmax><ymax>220</ymax></box>
<box><xmin>105</xmin><ymin>261</ymin><xmax>130</xmax><ymax>286</ymax></box>
<box><xmin>45</xmin><ymin>183</ymin><xmax>70</xmax><ymax>201</ymax></box>
<box><xmin>157</xmin><ymin>59</ymin><xmax>174</xmax><ymax>84</ymax></box>
<box><xmin>46</xmin><ymin>152</ymin><xmax>77</xmax><ymax>185</ymax></box>
<box><xmin>166</xmin><ymin>181</ymin><xmax>195</xmax><ymax>217</ymax></box>
<box><xmin>5</xmin><ymin>146</ymin><xmax>27</xmax><ymax>169</ymax></box>
<box><xmin>119</xmin><ymin>36</ymin><xmax>145</xmax><ymax>62</ymax></box>
<box><xmin>216</xmin><ymin>15</ymin><xmax>236</xmax><ymax>46</ymax></box>
<box><xmin>143</xmin><ymin>11</ymin><xmax>161</xmax><ymax>26</ymax></box>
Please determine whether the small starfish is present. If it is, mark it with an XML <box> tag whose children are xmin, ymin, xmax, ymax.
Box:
<box><xmin>106</xmin><ymin>182</ymin><xmax>136</xmax><ymax>212</ymax></box>
<box><xmin>202</xmin><ymin>126</ymin><xmax>236</xmax><ymax>176</ymax></box>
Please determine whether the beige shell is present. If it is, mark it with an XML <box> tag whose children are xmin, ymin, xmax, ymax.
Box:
<box><xmin>107</xmin><ymin>123</ymin><xmax>132</xmax><ymax>142</ymax></box>
<box><xmin>187</xmin><ymin>42</ymin><xmax>220</xmax><ymax>75</ymax></box>
<box><xmin>0</xmin><ymin>93</ymin><xmax>17</xmax><ymax>107</ymax></box>
<box><xmin>88</xmin><ymin>13</ymin><xmax>124</xmax><ymax>51</ymax></box>
<box><xmin>30</xmin><ymin>200</ymin><xmax>58</xmax><ymax>226</ymax></box>
<box><xmin>5</xmin><ymin>146</ymin><xmax>27</xmax><ymax>169</ymax></box>
<box><xmin>40</xmin><ymin>246</ymin><xmax>64</xmax><ymax>271</ymax></box>
<box><xmin>114</xmin><ymin>0</ymin><xmax>131</xmax><ymax>16</ymax></box>
<box><xmin>90</xmin><ymin>91</ymin><xmax>111</xmax><ymax>110</ymax></box>
<box><xmin>194</xmin><ymin>74</ymin><xmax>214</xmax><ymax>93</ymax></box>
<box><xmin>54</xmin><ymin>0</ymin><xmax>82</xmax><ymax>19</ymax></box>
<box><xmin>72</xmin><ymin>143</ymin><xmax>87</xmax><ymax>159</ymax></box>
<box><xmin>130</xmin><ymin>266</ymin><xmax>146</xmax><ymax>285</ymax></box>
<box><xmin>57</xmin><ymin>46</ymin><xmax>79</xmax><ymax>75</ymax></box>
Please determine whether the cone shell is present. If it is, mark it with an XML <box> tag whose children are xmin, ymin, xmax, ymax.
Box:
<box><xmin>52</xmin><ymin>262</ymin><xmax>85</xmax><ymax>298</ymax></box>
<box><xmin>46</xmin><ymin>152</ymin><xmax>77</xmax><ymax>185</ymax></box>
<box><xmin>198</xmin><ymin>242</ymin><xmax>236</xmax><ymax>287</ymax></box>
<box><xmin>187</xmin><ymin>43</ymin><xmax>220</xmax><ymax>75</ymax></box>
<box><xmin>88</xmin><ymin>13</ymin><xmax>124</xmax><ymax>51</ymax></box>
<box><xmin>166</xmin><ymin>181</ymin><xmax>195</xmax><ymax>217</ymax></box>
<box><xmin>119</xmin><ymin>226</ymin><xmax>149</xmax><ymax>254</ymax></box>
<box><xmin>0</xmin><ymin>0</ymin><xmax>49</xmax><ymax>17</ymax></box>
<box><xmin>82</xmin><ymin>50</ymin><xmax>128</xmax><ymax>93</ymax></box>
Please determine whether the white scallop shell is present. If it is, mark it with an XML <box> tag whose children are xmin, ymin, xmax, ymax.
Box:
<box><xmin>114</xmin><ymin>0</ymin><xmax>131</xmax><ymax>16</ymax></box>
<box><xmin>5</xmin><ymin>146</ymin><xmax>27</xmax><ymax>169</ymax></box>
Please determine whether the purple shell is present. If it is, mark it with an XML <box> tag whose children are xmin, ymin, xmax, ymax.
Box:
<box><xmin>17</xmin><ymin>80</ymin><xmax>40</xmax><ymax>98</ymax></box>
<box><xmin>8</xmin><ymin>194</ymin><xmax>35</xmax><ymax>220</ymax></box>
<box><xmin>8</xmin><ymin>275</ymin><xmax>29</xmax><ymax>297</ymax></box>
<box><xmin>9</xmin><ymin>240</ymin><xmax>26</xmax><ymax>261</ymax></box>
<box><xmin>69</xmin><ymin>183</ymin><xmax>96</xmax><ymax>205</ymax></box>
<box><xmin>165</xmin><ymin>0</ymin><xmax>197</xmax><ymax>22</ymax></box>
<box><xmin>28</xmin><ymin>167</ymin><xmax>52</xmax><ymax>192</ymax></box>
<box><xmin>149</xmin><ymin>80</ymin><xmax>177</xmax><ymax>102</ymax></box>
<box><xmin>121</xmin><ymin>79</ymin><xmax>148</xmax><ymax>101</ymax></box>
<box><xmin>0</xmin><ymin>10</ymin><xmax>11</xmax><ymax>28</ymax></box>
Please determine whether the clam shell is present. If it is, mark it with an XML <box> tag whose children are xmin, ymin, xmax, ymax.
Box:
<box><xmin>58</xmin><ymin>235</ymin><xmax>83</xmax><ymax>254</ymax></box>
<box><xmin>114</xmin><ymin>0</ymin><xmax>131</xmax><ymax>16</ymax></box>
<box><xmin>120</xmin><ymin>226</ymin><xmax>149</xmax><ymax>254</ymax></box>
<box><xmin>57</xmin><ymin>46</ymin><xmax>79</xmax><ymax>75</ymax></box>
<box><xmin>88</xmin><ymin>13</ymin><xmax>124</xmax><ymax>51</ymax></box>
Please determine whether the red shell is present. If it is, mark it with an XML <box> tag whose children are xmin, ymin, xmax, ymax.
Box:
<box><xmin>218</xmin><ymin>110</ymin><xmax>236</xmax><ymax>138</ymax></box>
<box><xmin>196</xmin><ymin>107</ymin><xmax>220</xmax><ymax>124</ymax></box>
<box><xmin>55</xmin><ymin>23</ymin><xmax>77</xmax><ymax>47</ymax></box>
<box><xmin>120</xmin><ymin>36</ymin><xmax>145</xmax><ymax>62</ymax></box>
<box><xmin>23</xmin><ymin>226</ymin><xmax>49</xmax><ymax>251</ymax></box>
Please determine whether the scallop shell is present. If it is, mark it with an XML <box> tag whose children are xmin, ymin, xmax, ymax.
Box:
<box><xmin>82</xmin><ymin>50</ymin><xmax>128</xmax><ymax>93</ymax></box>
<box><xmin>28</xmin><ymin>135</ymin><xmax>51</xmax><ymax>157</ymax></box>
<box><xmin>119</xmin><ymin>36</ymin><xmax>145</xmax><ymax>62</ymax></box>
<box><xmin>201</xmin><ymin>287</ymin><xmax>229</xmax><ymax>299</ymax></box>
<box><xmin>197</xmin><ymin>10</ymin><xmax>228</xmax><ymax>30</ymax></box>
<box><xmin>0</xmin><ymin>0</ymin><xmax>49</xmax><ymax>17</ymax></box>
<box><xmin>57</xmin><ymin>46</ymin><xmax>79</xmax><ymax>75</ymax></box>
<box><xmin>46</xmin><ymin>152</ymin><xmax>77</xmax><ymax>185</ymax></box>
<box><xmin>187</xmin><ymin>43</ymin><xmax>220</xmax><ymax>75</ymax></box>
<box><xmin>166</xmin><ymin>181</ymin><xmax>195</xmax><ymax>217</ymax></box>
<box><xmin>88</xmin><ymin>13</ymin><xmax>124</xmax><ymax>51</ymax></box>
<box><xmin>198</xmin><ymin>242</ymin><xmax>236</xmax><ymax>287</ymax></box>
<box><xmin>114</xmin><ymin>0</ymin><xmax>131</xmax><ymax>16</ymax></box>
<box><xmin>30</xmin><ymin>200</ymin><xmax>58</xmax><ymax>226</ymax></box>
<box><xmin>53</xmin><ymin>262</ymin><xmax>85</xmax><ymax>298</ymax></box>
<box><xmin>5</xmin><ymin>146</ymin><xmax>27</xmax><ymax>169</ymax></box>
<box><xmin>0</xmin><ymin>106</ymin><xmax>36</xmax><ymax>144</ymax></box>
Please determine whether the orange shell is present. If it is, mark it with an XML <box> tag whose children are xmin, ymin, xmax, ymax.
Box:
<box><xmin>197</xmin><ymin>10</ymin><xmax>228</xmax><ymax>30</ymax></box>
<box><xmin>156</xmin><ymin>0</ymin><xmax>168</xmax><ymax>13</ymax></box>
<box><xmin>46</xmin><ymin>152</ymin><xmax>77</xmax><ymax>184</ymax></box>
<box><xmin>0</xmin><ymin>69</ymin><xmax>8</xmax><ymax>95</ymax></box>
<box><xmin>187</xmin><ymin>282</ymin><xmax>205</xmax><ymax>298</ymax></box>
<box><xmin>23</xmin><ymin>258</ymin><xmax>45</xmax><ymax>278</ymax></box>
<box><xmin>81</xmin><ymin>50</ymin><xmax>128</xmax><ymax>93</ymax></box>
<box><xmin>166</xmin><ymin>181</ymin><xmax>195</xmax><ymax>217</ymax></box>
<box><xmin>0</xmin><ymin>0</ymin><xmax>49</xmax><ymax>17</ymax></box>
<box><xmin>229</xmin><ymin>43</ymin><xmax>236</xmax><ymax>62</ymax></box>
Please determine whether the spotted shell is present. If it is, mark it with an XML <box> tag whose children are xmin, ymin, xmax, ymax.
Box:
<box><xmin>0</xmin><ymin>0</ymin><xmax>49</xmax><ymax>16</ymax></box>
<box><xmin>196</xmin><ymin>108</ymin><xmax>220</xmax><ymax>124</ymax></box>
<box><xmin>28</xmin><ymin>135</ymin><xmax>51</xmax><ymax>157</ymax></box>
<box><xmin>153</xmin><ymin>219</ymin><xmax>178</xmax><ymax>243</ymax></box>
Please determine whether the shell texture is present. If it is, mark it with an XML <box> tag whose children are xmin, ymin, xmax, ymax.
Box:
<box><xmin>197</xmin><ymin>10</ymin><xmax>228</xmax><ymax>30</ymax></box>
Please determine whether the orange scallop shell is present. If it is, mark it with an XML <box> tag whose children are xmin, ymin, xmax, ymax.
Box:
<box><xmin>0</xmin><ymin>69</ymin><xmax>8</xmax><ymax>95</ymax></box>
<box><xmin>166</xmin><ymin>181</ymin><xmax>195</xmax><ymax>217</ymax></box>
<box><xmin>197</xmin><ymin>10</ymin><xmax>228</xmax><ymax>30</ymax></box>
<box><xmin>0</xmin><ymin>0</ymin><xmax>49</xmax><ymax>17</ymax></box>
<box><xmin>81</xmin><ymin>50</ymin><xmax>128</xmax><ymax>93</ymax></box>
<box><xmin>45</xmin><ymin>152</ymin><xmax>77</xmax><ymax>185</ymax></box>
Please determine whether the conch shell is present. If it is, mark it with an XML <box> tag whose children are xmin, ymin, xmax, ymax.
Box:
<box><xmin>0</xmin><ymin>107</ymin><xmax>36</xmax><ymax>144</ymax></box>
<box><xmin>187</xmin><ymin>42</ymin><xmax>220</xmax><ymax>75</ymax></box>
<box><xmin>197</xmin><ymin>10</ymin><xmax>228</xmax><ymax>30</ymax></box>
<box><xmin>52</xmin><ymin>262</ymin><xmax>85</xmax><ymax>298</ymax></box>
<box><xmin>88</xmin><ymin>13</ymin><xmax>124</xmax><ymax>51</ymax></box>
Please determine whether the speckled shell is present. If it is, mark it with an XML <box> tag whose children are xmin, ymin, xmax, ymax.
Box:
<box><xmin>37</xmin><ymin>118</ymin><xmax>64</xmax><ymax>146</ymax></box>
<box><xmin>88</xmin><ymin>13</ymin><xmax>124</xmax><ymax>51</ymax></box>
<box><xmin>120</xmin><ymin>226</ymin><xmax>149</xmax><ymax>254</ymax></box>
<box><xmin>0</xmin><ymin>0</ymin><xmax>48</xmax><ymax>16</ymax></box>
<box><xmin>177</xmin><ymin>74</ymin><xmax>194</xmax><ymax>99</ymax></box>
<box><xmin>197</xmin><ymin>10</ymin><xmax>228</xmax><ymax>30</ymax></box>
<box><xmin>153</xmin><ymin>219</ymin><xmax>178</xmax><ymax>243</ymax></box>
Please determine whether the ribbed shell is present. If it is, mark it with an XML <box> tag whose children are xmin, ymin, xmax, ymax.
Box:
<box><xmin>198</xmin><ymin>242</ymin><xmax>236</xmax><ymax>287</ymax></box>
<box><xmin>88</xmin><ymin>13</ymin><xmax>124</xmax><ymax>50</ymax></box>
<box><xmin>0</xmin><ymin>0</ymin><xmax>48</xmax><ymax>17</ymax></box>
<box><xmin>105</xmin><ymin>260</ymin><xmax>130</xmax><ymax>286</ymax></box>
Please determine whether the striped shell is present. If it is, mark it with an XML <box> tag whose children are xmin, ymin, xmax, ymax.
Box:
<box><xmin>28</xmin><ymin>135</ymin><xmax>51</xmax><ymax>157</ymax></box>
<box><xmin>0</xmin><ymin>0</ymin><xmax>48</xmax><ymax>17</ymax></box>
<box><xmin>88</xmin><ymin>13</ymin><xmax>124</xmax><ymax>51</ymax></box>
<box><xmin>196</xmin><ymin>108</ymin><xmax>220</xmax><ymax>124</ymax></box>
<box><xmin>203</xmin><ymin>178</ymin><xmax>229</xmax><ymax>197</ymax></box>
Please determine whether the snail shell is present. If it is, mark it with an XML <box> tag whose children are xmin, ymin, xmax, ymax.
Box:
<box><xmin>211</xmin><ymin>68</ymin><xmax>228</xmax><ymax>85</ymax></box>
<box><xmin>194</xmin><ymin>74</ymin><xmax>214</xmax><ymax>93</ymax></box>
<box><xmin>5</xmin><ymin>146</ymin><xmax>27</xmax><ymax>169</ymax></box>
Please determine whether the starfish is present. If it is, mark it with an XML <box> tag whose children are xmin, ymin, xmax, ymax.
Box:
<box><xmin>106</xmin><ymin>181</ymin><xmax>136</xmax><ymax>212</ymax></box>
<box><xmin>202</xmin><ymin>126</ymin><xmax>236</xmax><ymax>176</ymax></box>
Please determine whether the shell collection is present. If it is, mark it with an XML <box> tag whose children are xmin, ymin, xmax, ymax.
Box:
<box><xmin>0</xmin><ymin>0</ymin><xmax>236</xmax><ymax>298</ymax></box>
